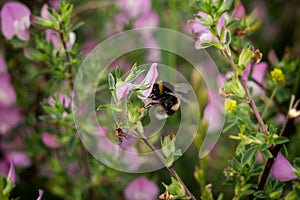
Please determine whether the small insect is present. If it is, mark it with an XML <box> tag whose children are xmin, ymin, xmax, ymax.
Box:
<box><xmin>115</xmin><ymin>118</ymin><xmax>130</xmax><ymax>145</ymax></box>
<box><xmin>146</xmin><ymin>80</ymin><xmax>189</xmax><ymax>120</ymax></box>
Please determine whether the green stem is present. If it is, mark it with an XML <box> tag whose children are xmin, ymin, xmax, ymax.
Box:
<box><xmin>136</xmin><ymin>130</ymin><xmax>196</xmax><ymax>200</ymax></box>
<box><xmin>262</xmin><ymin>86</ymin><xmax>278</xmax><ymax>119</ymax></box>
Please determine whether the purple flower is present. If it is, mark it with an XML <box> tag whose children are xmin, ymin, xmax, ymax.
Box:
<box><xmin>0</xmin><ymin>2</ymin><xmax>31</xmax><ymax>41</ymax></box>
<box><xmin>124</xmin><ymin>176</ymin><xmax>159</xmax><ymax>200</ymax></box>
<box><xmin>5</xmin><ymin>151</ymin><xmax>31</xmax><ymax>168</ymax></box>
<box><xmin>48</xmin><ymin>93</ymin><xmax>71</xmax><ymax>108</ymax></box>
<box><xmin>117</xmin><ymin>0</ymin><xmax>151</xmax><ymax>19</ymax></box>
<box><xmin>41</xmin><ymin>4</ymin><xmax>76</xmax><ymax>51</ymax></box>
<box><xmin>190</xmin><ymin>12</ymin><xmax>226</xmax><ymax>49</ymax></box>
<box><xmin>0</xmin><ymin>105</ymin><xmax>23</xmax><ymax>135</ymax></box>
<box><xmin>7</xmin><ymin>161</ymin><xmax>16</xmax><ymax>185</ymax></box>
<box><xmin>42</xmin><ymin>132</ymin><xmax>60</xmax><ymax>149</ymax></box>
<box><xmin>133</xmin><ymin>11</ymin><xmax>159</xmax><ymax>29</ymax></box>
<box><xmin>36</xmin><ymin>189</ymin><xmax>44</xmax><ymax>200</ymax></box>
<box><xmin>45</xmin><ymin>29</ymin><xmax>76</xmax><ymax>50</ymax></box>
<box><xmin>0</xmin><ymin>73</ymin><xmax>17</xmax><ymax>107</ymax></box>
<box><xmin>242</xmin><ymin>62</ymin><xmax>268</xmax><ymax>96</ymax></box>
<box><xmin>232</xmin><ymin>2</ymin><xmax>245</xmax><ymax>20</ymax></box>
<box><xmin>116</xmin><ymin>82</ymin><xmax>135</xmax><ymax>101</ymax></box>
<box><xmin>271</xmin><ymin>152</ymin><xmax>297</xmax><ymax>182</ymax></box>
<box><xmin>138</xmin><ymin>63</ymin><xmax>158</xmax><ymax>99</ymax></box>
<box><xmin>203</xmin><ymin>89</ymin><xmax>223</xmax><ymax>132</ymax></box>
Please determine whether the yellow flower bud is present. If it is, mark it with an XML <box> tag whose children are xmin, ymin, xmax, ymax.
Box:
<box><xmin>225</xmin><ymin>100</ymin><xmax>237</xmax><ymax>113</ymax></box>
<box><xmin>271</xmin><ymin>68</ymin><xmax>285</xmax><ymax>84</ymax></box>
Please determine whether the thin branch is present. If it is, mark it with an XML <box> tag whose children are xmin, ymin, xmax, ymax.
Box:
<box><xmin>238</xmin><ymin>75</ymin><xmax>269</xmax><ymax>136</ymax></box>
<box><xmin>138</xmin><ymin>131</ymin><xmax>196</xmax><ymax>200</ymax></box>
<box><xmin>58</xmin><ymin>24</ymin><xmax>73</xmax><ymax>90</ymax></box>
<box><xmin>222</xmin><ymin>48</ymin><xmax>269</xmax><ymax>136</ymax></box>
<box><xmin>257</xmin><ymin>117</ymin><xmax>295</xmax><ymax>190</ymax></box>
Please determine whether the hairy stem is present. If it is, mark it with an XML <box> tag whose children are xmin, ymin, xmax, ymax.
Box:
<box><xmin>223</xmin><ymin>48</ymin><xmax>269</xmax><ymax>136</ymax></box>
<box><xmin>138</xmin><ymin>131</ymin><xmax>196</xmax><ymax>200</ymax></box>
<box><xmin>238</xmin><ymin>75</ymin><xmax>269</xmax><ymax>136</ymax></box>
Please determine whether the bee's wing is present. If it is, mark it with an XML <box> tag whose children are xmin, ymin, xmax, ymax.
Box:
<box><xmin>172</xmin><ymin>83</ymin><xmax>192</xmax><ymax>104</ymax></box>
<box><xmin>173</xmin><ymin>83</ymin><xmax>191</xmax><ymax>94</ymax></box>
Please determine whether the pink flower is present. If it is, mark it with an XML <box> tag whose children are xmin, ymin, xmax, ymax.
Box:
<box><xmin>0</xmin><ymin>2</ymin><xmax>31</xmax><ymax>41</ymax></box>
<box><xmin>203</xmin><ymin>89</ymin><xmax>223</xmax><ymax>132</ymax></box>
<box><xmin>271</xmin><ymin>152</ymin><xmax>297</xmax><ymax>182</ymax></box>
<box><xmin>5</xmin><ymin>151</ymin><xmax>31</xmax><ymax>168</ymax></box>
<box><xmin>116</xmin><ymin>82</ymin><xmax>135</xmax><ymax>101</ymax></box>
<box><xmin>0</xmin><ymin>73</ymin><xmax>17</xmax><ymax>107</ymax></box>
<box><xmin>7</xmin><ymin>161</ymin><xmax>16</xmax><ymax>185</ymax></box>
<box><xmin>242</xmin><ymin>62</ymin><xmax>268</xmax><ymax>96</ymax></box>
<box><xmin>41</xmin><ymin>4</ymin><xmax>76</xmax><ymax>51</ymax></box>
<box><xmin>46</xmin><ymin>29</ymin><xmax>76</xmax><ymax>50</ymax></box>
<box><xmin>232</xmin><ymin>2</ymin><xmax>245</xmax><ymax>20</ymax></box>
<box><xmin>133</xmin><ymin>11</ymin><xmax>159</xmax><ymax>29</ymax></box>
<box><xmin>48</xmin><ymin>93</ymin><xmax>71</xmax><ymax>108</ymax></box>
<box><xmin>124</xmin><ymin>177</ymin><xmax>159</xmax><ymax>200</ymax></box>
<box><xmin>138</xmin><ymin>63</ymin><xmax>158</xmax><ymax>99</ymax></box>
<box><xmin>42</xmin><ymin>132</ymin><xmax>60</xmax><ymax>149</ymax></box>
<box><xmin>36</xmin><ymin>189</ymin><xmax>44</xmax><ymax>200</ymax></box>
<box><xmin>117</xmin><ymin>0</ymin><xmax>151</xmax><ymax>19</ymax></box>
<box><xmin>191</xmin><ymin>12</ymin><xmax>226</xmax><ymax>49</ymax></box>
<box><xmin>0</xmin><ymin>105</ymin><xmax>23</xmax><ymax>135</ymax></box>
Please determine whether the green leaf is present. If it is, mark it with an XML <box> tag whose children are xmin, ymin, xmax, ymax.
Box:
<box><xmin>226</xmin><ymin>18</ymin><xmax>239</xmax><ymax>28</ymax></box>
<box><xmin>169</xmin><ymin>178</ymin><xmax>185</xmax><ymax>197</ymax></box>
<box><xmin>166</xmin><ymin>156</ymin><xmax>174</xmax><ymax>167</ymax></box>
<box><xmin>108</xmin><ymin>73</ymin><xmax>115</xmax><ymax>90</ymax></box>
<box><xmin>216</xmin><ymin>0</ymin><xmax>232</xmax><ymax>18</ymax></box>
<box><xmin>210</xmin><ymin>41</ymin><xmax>224</xmax><ymax>50</ymax></box>
<box><xmin>274</xmin><ymin>136</ymin><xmax>289</xmax><ymax>145</ymax></box>
<box><xmin>194</xmin><ymin>1</ymin><xmax>211</xmax><ymax>14</ymax></box>
<box><xmin>269</xmin><ymin>189</ymin><xmax>283</xmax><ymax>199</ymax></box>
<box><xmin>254</xmin><ymin>191</ymin><xmax>268</xmax><ymax>198</ymax></box>
<box><xmin>217</xmin><ymin>193</ymin><xmax>224</xmax><ymax>200</ymax></box>
<box><xmin>115</xmin><ymin>67</ymin><xmax>121</xmax><ymax>80</ymax></box>
<box><xmin>241</xmin><ymin>146</ymin><xmax>257</xmax><ymax>166</ymax></box>
<box><xmin>69</xmin><ymin>21</ymin><xmax>85</xmax><ymax>32</ymax></box>
<box><xmin>225</xmin><ymin>31</ymin><xmax>231</xmax><ymax>46</ymax></box>
<box><xmin>238</xmin><ymin>46</ymin><xmax>254</xmax><ymax>75</ymax></box>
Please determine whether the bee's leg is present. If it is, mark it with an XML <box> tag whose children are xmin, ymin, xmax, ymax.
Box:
<box><xmin>145</xmin><ymin>101</ymin><xmax>160</xmax><ymax>108</ymax></box>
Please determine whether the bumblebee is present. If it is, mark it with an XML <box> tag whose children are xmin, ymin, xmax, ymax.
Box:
<box><xmin>147</xmin><ymin>81</ymin><xmax>182</xmax><ymax>119</ymax></box>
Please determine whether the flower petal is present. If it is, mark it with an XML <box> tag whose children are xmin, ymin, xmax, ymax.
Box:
<box><xmin>116</xmin><ymin>82</ymin><xmax>135</xmax><ymax>101</ymax></box>
<box><xmin>36</xmin><ymin>189</ymin><xmax>44</xmax><ymax>200</ymax></box>
<box><xmin>0</xmin><ymin>73</ymin><xmax>17</xmax><ymax>106</ymax></box>
<box><xmin>124</xmin><ymin>176</ymin><xmax>159</xmax><ymax>200</ymax></box>
<box><xmin>42</xmin><ymin>132</ymin><xmax>60</xmax><ymax>149</ymax></box>
<box><xmin>118</xmin><ymin>0</ymin><xmax>151</xmax><ymax>19</ymax></box>
<box><xmin>271</xmin><ymin>152</ymin><xmax>297</xmax><ymax>182</ymax></box>
<box><xmin>0</xmin><ymin>105</ymin><xmax>23</xmax><ymax>135</ymax></box>
<box><xmin>138</xmin><ymin>63</ymin><xmax>158</xmax><ymax>99</ymax></box>
<box><xmin>133</xmin><ymin>11</ymin><xmax>159</xmax><ymax>29</ymax></box>
<box><xmin>0</xmin><ymin>2</ymin><xmax>31</xmax><ymax>40</ymax></box>
<box><xmin>5</xmin><ymin>151</ymin><xmax>31</xmax><ymax>168</ymax></box>
<box><xmin>7</xmin><ymin>161</ymin><xmax>16</xmax><ymax>185</ymax></box>
<box><xmin>232</xmin><ymin>2</ymin><xmax>245</xmax><ymax>20</ymax></box>
<box><xmin>252</xmin><ymin>62</ymin><xmax>268</xmax><ymax>85</ymax></box>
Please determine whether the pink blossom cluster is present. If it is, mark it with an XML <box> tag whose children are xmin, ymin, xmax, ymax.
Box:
<box><xmin>116</xmin><ymin>0</ymin><xmax>160</xmax><ymax>61</ymax></box>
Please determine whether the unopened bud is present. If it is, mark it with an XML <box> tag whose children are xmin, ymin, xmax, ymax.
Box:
<box><xmin>252</xmin><ymin>49</ymin><xmax>263</xmax><ymax>63</ymax></box>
